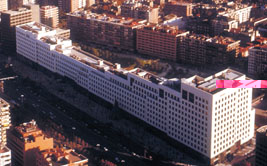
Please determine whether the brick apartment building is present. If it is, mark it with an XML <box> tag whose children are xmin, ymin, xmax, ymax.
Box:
<box><xmin>121</xmin><ymin>1</ymin><xmax>159</xmax><ymax>23</ymax></box>
<box><xmin>136</xmin><ymin>25</ymin><xmax>189</xmax><ymax>61</ymax></box>
<box><xmin>40</xmin><ymin>5</ymin><xmax>59</xmax><ymax>28</ymax></box>
<box><xmin>67</xmin><ymin>11</ymin><xmax>145</xmax><ymax>51</ymax></box>
<box><xmin>163</xmin><ymin>1</ymin><xmax>193</xmax><ymax>17</ymax></box>
<box><xmin>1</xmin><ymin>8</ymin><xmax>32</xmax><ymax>53</ymax></box>
<box><xmin>7</xmin><ymin>120</ymin><xmax>53</xmax><ymax>166</ymax></box>
<box><xmin>179</xmin><ymin>34</ymin><xmax>240</xmax><ymax>65</ymax></box>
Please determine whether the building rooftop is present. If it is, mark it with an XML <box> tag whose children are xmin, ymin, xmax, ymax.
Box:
<box><xmin>183</xmin><ymin>69</ymin><xmax>244</xmax><ymax>94</ymax></box>
<box><xmin>14</xmin><ymin>120</ymin><xmax>49</xmax><ymax>143</ymax></box>
<box><xmin>186</xmin><ymin>34</ymin><xmax>239</xmax><ymax>45</ymax></box>
<box><xmin>142</xmin><ymin>24</ymin><xmax>188</xmax><ymax>36</ymax></box>
<box><xmin>20</xmin><ymin>22</ymin><xmax>54</xmax><ymax>34</ymax></box>
<box><xmin>168</xmin><ymin>1</ymin><xmax>192</xmax><ymax>6</ymax></box>
<box><xmin>67</xmin><ymin>11</ymin><xmax>146</xmax><ymax>27</ymax></box>
<box><xmin>2</xmin><ymin>8</ymin><xmax>31</xmax><ymax>15</ymax></box>
<box><xmin>0</xmin><ymin>146</ymin><xmax>11</xmax><ymax>153</ymax></box>
<box><xmin>40</xmin><ymin>5</ymin><xmax>58</xmax><ymax>10</ymax></box>
<box><xmin>39</xmin><ymin>148</ymin><xmax>88</xmax><ymax>166</ymax></box>
<box><xmin>257</xmin><ymin>125</ymin><xmax>267</xmax><ymax>136</ymax></box>
<box><xmin>0</xmin><ymin>98</ymin><xmax>9</xmax><ymax>109</ymax></box>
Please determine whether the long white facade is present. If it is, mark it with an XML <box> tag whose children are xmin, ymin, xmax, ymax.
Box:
<box><xmin>16</xmin><ymin>22</ymin><xmax>255</xmax><ymax>161</ymax></box>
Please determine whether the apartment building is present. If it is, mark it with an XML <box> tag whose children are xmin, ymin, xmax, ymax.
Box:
<box><xmin>40</xmin><ymin>6</ymin><xmax>59</xmax><ymax>28</ymax></box>
<box><xmin>0</xmin><ymin>98</ymin><xmax>11</xmax><ymax>166</ymax></box>
<box><xmin>0</xmin><ymin>146</ymin><xmax>11</xmax><ymax>166</ymax></box>
<box><xmin>0</xmin><ymin>98</ymin><xmax>11</xmax><ymax>149</ymax></box>
<box><xmin>163</xmin><ymin>1</ymin><xmax>193</xmax><ymax>17</ymax></box>
<box><xmin>221</xmin><ymin>3</ymin><xmax>252</xmax><ymax>24</ymax></box>
<box><xmin>248</xmin><ymin>45</ymin><xmax>267</xmax><ymax>78</ymax></box>
<box><xmin>16</xmin><ymin>22</ymin><xmax>255</xmax><ymax>165</ymax></box>
<box><xmin>121</xmin><ymin>1</ymin><xmax>159</xmax><ymax>24</ymax></box>
<box><xmin>0</xmin><ymin>0</ymin><xmax>8</xmax><ymax>11</ymax></box>
<box><xmin>67</xmin><ymin>11</ymin><xmax>145</xmax><ymax>51</ymax></box>
<box><xmin>1</xmin><ymin>8</ymin><xmax>32</xmax><ymax>53</ymax></box>
<box><xmin>7</xmin><ymin>120</ymin><xmax>53</xmax><ymax>166</ymax></box>
<box><xmin>58</xmin><ymin>0</ymin><xmax>84</xmax><ymax>13</ymax></box>
<box><xmin>179</xmin><ymin>34</ymin><xmax>240</xmax><ymax>65</ymax></box>
<box><xmin>36</xmin><ymin>148</ymin><xmax>88</xmax><ymax>166</ymax></box>
<box><xmin>256</xmin><ymin>125</ymin><xmax>267</xmax><ymax>166</ymax></box>
<box><xmin>211</xmin><ymin>16</ymin><xmax>238</xmax><ymax>36</ymax></box>
<box><xmin>136</xmin><ymin>25</ymin><xmax>189</xmax><ymax>61</ymax></box>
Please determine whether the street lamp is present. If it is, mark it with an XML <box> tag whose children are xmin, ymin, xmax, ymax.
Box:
<box><xmin>21</xmin><ymin>94</ymin><xmax>24</xmax><ymax>103</ymax></box>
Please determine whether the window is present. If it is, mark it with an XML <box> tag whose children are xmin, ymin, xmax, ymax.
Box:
<box><xmin>159</xmin><ymin>89</ymin><xmax>164</xmax><ymax>98</ymax></box>
<box><xmin>182</xmin><ymin>90</ymin><xmax>188</xmax><ymax>100</ymax></box>
<box><xmin>189</xmin><ymin>93</ymin><xmax>194</xmax><ymax>103</ymax></box>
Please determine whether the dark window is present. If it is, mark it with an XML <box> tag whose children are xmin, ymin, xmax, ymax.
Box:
<box><xmin>159</xmin><ymin>89</ymin><xmax>164</xmax><ymax>98</ymax></box>
<box><xmin>189</xmin><ymin>93</ymin><xmax>194</xmax><ymax>103</ymax></box>
<box><xmin>182</xmin><ymin>90</ymin><xmax>188</xmax><ymax>100</ymax></box>
<box><xmin>130</xmin><ymin>78</ymin><xmax>134</xmax><ymax>86</ymax></box>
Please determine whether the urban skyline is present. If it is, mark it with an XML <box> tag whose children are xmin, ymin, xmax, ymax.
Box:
<box><xmin>0</xmin><ymin>0</ymin><xmax>266</xmax><ymax>166</ymax></box>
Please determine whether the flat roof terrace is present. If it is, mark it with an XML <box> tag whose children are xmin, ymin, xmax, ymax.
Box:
<box><xmin>68</xmin><ymin>11</ymin><xmax>146</xmax><ymax>27</ymax></box>
<box><xmin>19</xmin><ymin>22</ymin><xmax>54</xmax><ymax>34</ymax></box>
<box><xmin>184</xmin><ymin>69</ymin><xmax>244</xmax><ymax>94</ymax></box>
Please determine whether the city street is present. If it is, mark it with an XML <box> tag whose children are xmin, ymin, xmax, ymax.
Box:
<box><xmin>4</xmin><ymin>54</ymin><xmax>199</xmax><ymax>165</ymax></box>
<box><xmin>0</xmin><ymin>55</ymin><xmax>156</xmax><ymax>165</ymax></box>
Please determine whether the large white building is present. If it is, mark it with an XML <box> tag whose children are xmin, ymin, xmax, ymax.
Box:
<box><xmin>16</xmin><ymin>22</ymin><xmax>255</xmax><ymax>165</ymax></box>
<box><xmin>221</xmin><ymin>3</ymin><xmax>252</xmax><ymax>24</ymax></box>
<box><xmin>0</xmin><ymin>98</ymin><xmax>11</xmax><ymax>166</ymax></box>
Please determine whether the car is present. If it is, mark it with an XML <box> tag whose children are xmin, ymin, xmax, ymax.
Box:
<box><xmin>72</xmin><ymin>127</ymin><xmax>76</xmax><ymax>130</ymax></box>
<box><xmin>115</xmin><ymin>157</ymin><xmax>120</xmax><ymax>162</ymax></box>
<box><xmin>132</xmin><ymin>152</ymin><xmax>136</xmax><ymax>156</ymax></box>
<box><xmin>103</xmin><ymin>147</ymin><xmax>108</xmax><ymax>152</ymax></box>
<box><xmin>121</xmin><ymin>160</ymin><xmax>125</xmax><ymax>163</ymax></box>
<box><xmin>96</xmin><ymin>144</ymin><xmax>100</xmax><ymax>147</ymax></box>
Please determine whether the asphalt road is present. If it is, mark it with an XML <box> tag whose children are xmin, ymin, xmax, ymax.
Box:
<box><xmin>0</xmin><ymin>57</ymin><xmax>154</xmax><ymax>166</ymax></box>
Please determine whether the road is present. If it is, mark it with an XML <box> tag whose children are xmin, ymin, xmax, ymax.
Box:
<box><xmin>0</xmin><ymin>55</ymin><xmax>153</xmax><ymax>165</ymax></box>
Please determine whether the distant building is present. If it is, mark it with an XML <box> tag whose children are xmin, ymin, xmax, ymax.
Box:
<box><xmin>248</xmin><ymin>45</ymin><xmax>267</xmax><ymax>78</ymax></box>
<box><xmin>0</xmin><ymin>146</ymin><xmax>11</xmax><ymax>166</ymax></box>
<box><xmin>163</xmin><ymin>15</ymin><xmax>186</xmax><ymax>29</ymax></box>
<box><xmin>40</xmin><ymin>6</ymin><xmax>59</xmax><ymax>28</ymax></box>
<box><xmin>36</xmin><ymin>148</ymin><xmax>88</xmax><ymax>166</ymax></box>
<box><xmin>58</xmin><ymin>0</ymin><xmax>85</xmax><ymax>13</ymax></box>
<box><xmin>0</xmin><ymin>0</ymin><xmax>8</xmax><ymax>11</ymax></box>
<box><xmin>163</xmin><ymin>2</ymin><xmax>193</xmax><ymax>17</ymax></box>
<box><xmin>55</xmin><ymin>28</ymin><xmax>70</xmax><ymax>39</ymax></box>
<box><xmin>0</xmin><ymin>8</ymin><xmax>32</xmax><ymax>53</ymax></box>
<box><xmin>121</xmin><ymin>1</ymin><xmax>159</xmax><ymax>23</ymax></box>
<box><xmin>7</xmin><ymin>120</ymin><xmax>53</xmax><ymax>166</ymax></box>
<box><xmin>256</xmin><ymin>125</ymin><xmax>267</xmax><ymax>166</ymax></box>
<box><xmin>186</xmin><ymin>17</ymin><xmax>212</xmax><ymax>36</ymax></box>
<box><xmin>8</xmin><ymin>0</ymin><xmax>23</xmax><ymax>10</ymax></box>
<box><xmin>136</xmin><ymin>25</ymin><xmax>189</xmax><ymax>61</ymax></box>
<box><xmin>0</xmin><ymin>98</ymin><xmax>11</xmax><ymax>148</ymax></box>
<box><xmin>67</xmin><ymin>11</ymin><xmax>145</xmax><ymax>51</ymax></box>
<box><xmin>24</xmin><ymin>3</ymin><xmax>41</xmax><ymax>23</ymax></box>
<box><xmin>211</xmin><ymin>16</ymin><xmax>238</xmax><ymax>36</ymax></box>
<box><xmin>86</xmin><ymin>0</ymin><xmax>95</xmax><ymax>7</ymax></box>
<box><xmin>179</xmin><ymin>34</ymin><xmax>240</xmax><ymax>65</ymax></box>
<box><xmin>221</xmin><ymin>3</ymin><xmax>252</xmax><ymax>24</ymax></box>
<box><xmin>0</xmin><ymin>98</ymin><xmax>12</xmax><ymax>166</ymax></box>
